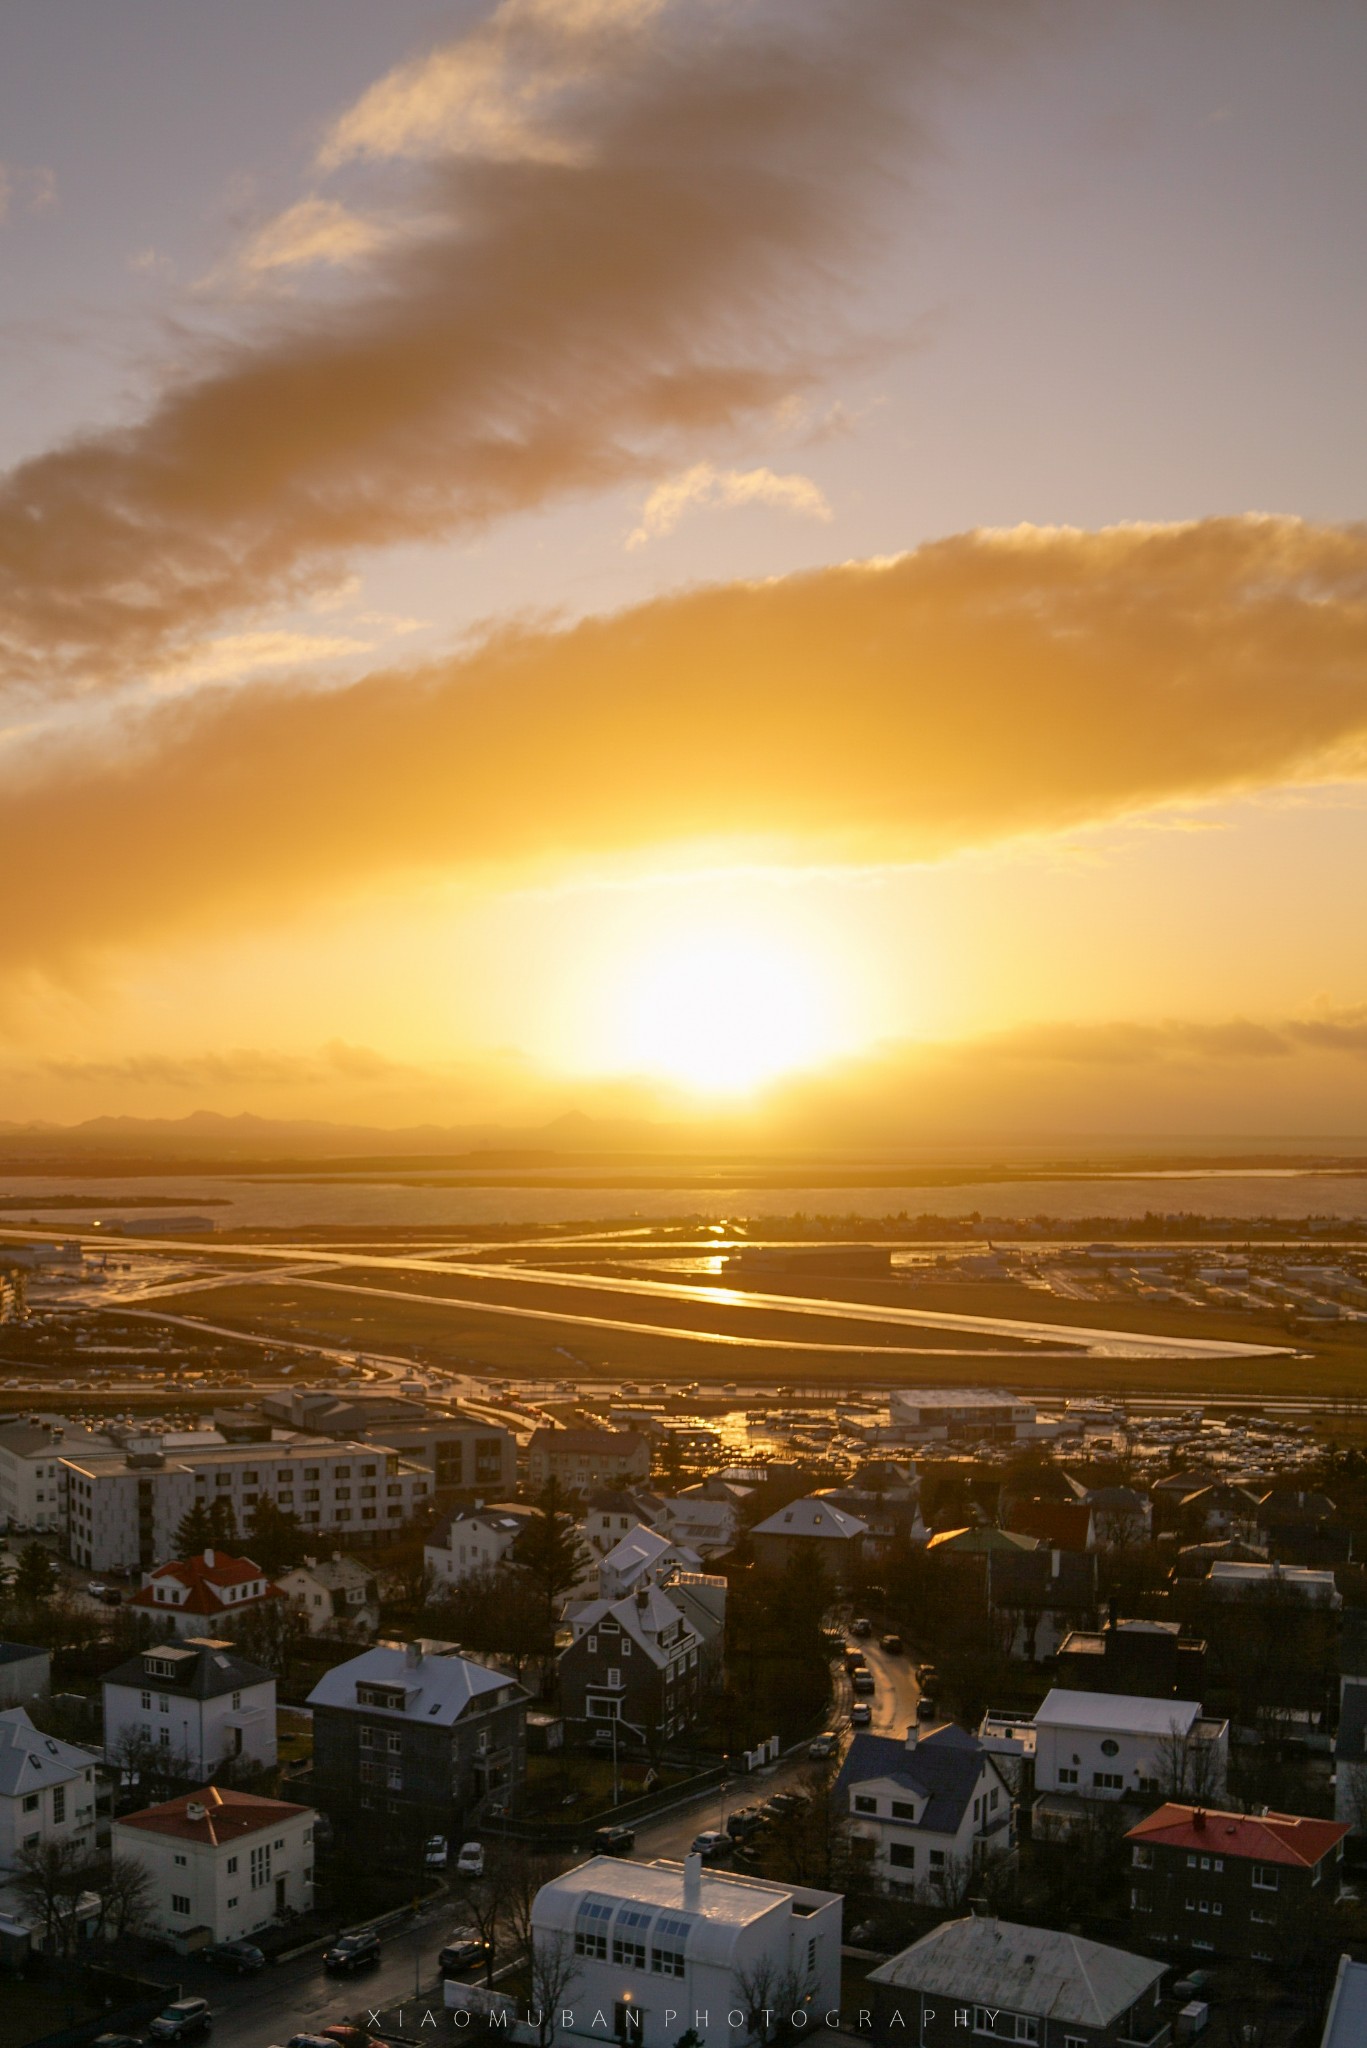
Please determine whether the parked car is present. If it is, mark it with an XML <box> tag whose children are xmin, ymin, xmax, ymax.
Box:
<box><xmin>593</xmin><ymin>1824</ymin><xmax>636</xmax><ymax>1855</ymax></box>
<box><xmin>439</xmin><ymin>1930</ymin><xmax>491</xmax><ymax>1976</ymax></box>
<box><xmin>323</xmin><ymin>1930</ymin><xmax>382</xmax><ymax>1974</ymax></box>
<box><xmin>879</xmin><ymin>1633</ymin><xmax>903</xmax><ymax>1654</ymax></box>
<box><xmin>916</xmin><ymin>1696</ymin><xmax>937</xmax><ymax>1721</ymax></box>
<box><xmin>768</xmin><ymin>1791</ymin><xmax>806</xmax><ymax>1815</ymax></box>
<box><xmin>851</xmin><ymin>1618</ymin><xmax>873</xmax><ymax>1638</ymax></box>
<box><xmin>316</xmin><ymin>2030</ymin><xmax>386</xmax><ymax>2048</ymax></box>
<box><xmin>808</xmin><ymin>1733</ymin><xmax>838</xmax><ymax>1758</ymax></box>
<box><xmin>455</xmin><ymin>1841</ymin><xmax>485</xmax><ymax>1878</ymax></box>
<box><xmin>915</xmin><ymin>1663</ymin><xmax>938</xmax><ymax>1687</ymax></box>
<box><xmin>147</xmin><ymin>1999</ymin><xmax>212</xmax><ymax>2042</ymax></box>
<box><xmin>86</xmin><ymin>1580</ymin><xmax>109</xmax><ymax>1598</ymax></box>
<box><xmin>690</xmin><ymin>1830</ymin><xmax>731</xmax><ymax>1862</ymax></box>
<box><xmin>850</xmin><ymin>1669</ymin><xmax>875</xmax><ymax>1695</ymax></box>
<box><xmin>91</xmin><ymin>2035</ymin><xmax>143</xmax><ymax>2048</ymax></box>
<box><xmin>725</xmin><ymin>1806</ymin><xmax>761</xmax><ymax>1839</ymax></box>
<box><xmin>850</xmin><ymin>1702</ymin><xmax>872</xmax><ymax>1727</ymax></box>
<box><xmin>843</xmin><ymin>1648</ymin><xmax>866</xmax><ymax>1672</ymax></box>
<box><xmin>424</xmin><ymin>1834</ymin><xmax>449</xmax><ymax>1869</ymax></box>
<box><xmin>205</xmin><ymin>1940</ymin><xmax>266</xmax><ymax>1974</ymax></box>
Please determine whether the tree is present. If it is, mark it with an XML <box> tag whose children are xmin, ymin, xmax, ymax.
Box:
<box><xmin>93</xmin><ymin>1852</ymin><xmax>155</xmax><ymax>1942</ymax></box>
<box><xmin>221</xmin><ymin>1593</ymin><xmax>308</xmax><ymax>1679</ymax></box>
<box><xmin>208</xmin><ymin>1495</ymin><xmax>238</xmax><ymax>1546</ymax></box>
<box><xmin>13</xmin><ymin>1540</ymin><xmax>57</xmax><ymax>1608</ymax></box>
<box><xmin>1154</xmin><ymin>1718</ymin><xmax>1226</xmax><ymax>1805</ymax></box>
<box><xmin>174</xmin><ymin>1501</ymin><xmax>215</xmax><ymax>1555</ymax></box>
<box><xmin>12</xmin><ymin>1837</ymin><xmax>101</xmax><ymax>1959</ymax></box>
<box><xmin>516</xmin><ymin>1481</ymin><xmax>591</xmax><ymax>1634</ymax></box>
<box><xmin>462</xmin><ymin>1848</ymin><xmax>517</xmax><ymax>1986</ymax></box>
<box><xmin>731</xmin><ymin>1953</ymin><xmax>814</xmax><ymax>2048</ymax></box>
<box><xmin>106</xmin><ymin>1724</ymin><xmax>197</xmax><ymax>1807</ymax></box>
<box><xmin>245</xmin><ymin>1497</ymin><xmax>307</xmax><ymax>1576</ymax></box>
<box><xmin>526</xmin><ymin>1927</ymin><xmax>582</xmax><ymax>2048</ymax></box>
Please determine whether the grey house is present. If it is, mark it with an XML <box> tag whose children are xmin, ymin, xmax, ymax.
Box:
<box><xmin>0</xmin><ymin>1642</ymin><xmax>50</xmax><ymax>1711</ymax></box>
<box><xmin>308</xmin><ymin>1639</ymin><xmax>527</xmax><ymax>1844</ymax></box>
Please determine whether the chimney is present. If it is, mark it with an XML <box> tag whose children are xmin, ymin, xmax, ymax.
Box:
<box><xmin>406</xmin><ymin>1641</ymin><xmax>424</xmax><ymax>1668</ymax></box>
<box><xmin>203</xmin><ymin>1548</ymin><xmax>215</xmax><ymax>1568</ymax></box>
<box><xmin>636</xmin><ymin>1585</ymin><xmax>650</xmax><ymax>1610</ymax></box>
<box><xmin>905</xmin><ymin>1724</ymin><xmax>919</xmax><ymax>1750</ymax></box>
<box><xmin>682</xmin><ymin>1852</ymin><xmax>702</xmax><ymax>1906</ymax></box>
<box><xmin>1193</xmin><ymin>1809</ymin><xmax>1206</xmax><ymax>1830</ymax></box>
<box><xmin>1051</xmin><ymin>1548</ymin><xmax>1061</xmax><ymax>1580</ymax></box>
<box><xmin>185</xmin><ymin>1801</ymin><xmax>207</xmax><ymax>1823</ymax></box>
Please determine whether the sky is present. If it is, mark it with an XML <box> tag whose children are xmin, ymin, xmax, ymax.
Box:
<box><xmin>2</xmin><ymin>0</ymin><xmax>1367</xmax><ymax>1143</ymax></box>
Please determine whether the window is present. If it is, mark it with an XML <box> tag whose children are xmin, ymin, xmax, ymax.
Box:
<box><xmin>22</xmin><ymin>1793</ymin><xmax>38</xmax><ymax>1814</ymax></box>
<box><xmin>158</xmin><ymin>1695</ymin><xmax>169</xmax><ymax>1713</ymax></box>
<box><xmin>174</xmin><ymin>1853</ymin><xmax>186</xmax><ymax>1867</ymax></box>
<box><xmin>226</xmin><ymin>1857</ymin><xmax>238</xmax><ymax>1874</ymax></box>
<box><xmin>575</xmin><ymin>1899</ymin><xmax>612</xmax><ymax>1960</ymax></box>
<box><xmin>232</xmin><ymin>1691</ymin><xmax>241</xmax><ymax>1710</ymax></box>
<box><xmin>973</xmin><ymin>2013</ymin><xmax>1038</xmax><ymax>2043</ymax></box>
<box><xmin>853</xmin><ymin>1795</ymin><xmax>877</xmax><ymax>1814</ymax></box>
<box><xmin>1132</xmin><ymin>1845</ymin><xmax>1153</xmax><ymax>1869</ymax></box>
<box><xmin>587</xmin><ymin>1635</ymin><xmax>597</xmax><ymax>1653</ymax></box>
<box><xmin>1100</xmin><ymin>1738</ymin><xmax>1120</xmax><ymax>1757</ymax></box>
<box><xmin>140</xmin><ymin>1690</ymin><xmax>151</xmax><ymax>1711</ymax></box>
<box><xmin>227</xmin><ymin>1897</ymin><xmax>238</xmax><ymax>1910</ymax></box>
<box><xmin>1131</xmin><ymin>1888</ymin><xmax>1149</xmax><ymax>1912</ymax></box>
<box><xmin>360</xmin><ymin>1726</ymin><xmax>375</xmax><ymax>1749</ymax></box>
<box><xmin>1093</xmin><ymin>1771</ymin><xmax>1124</xmax><ymax>1791</ymax></box>
<box><xmin>889</xmin><ymin>1843</ymin><xmax>916</xmax><ymax>1869</ymax></box>
<box><xmin>612</xmin><ymin>1935</ymin><xmax>647</xmax><ymax>1969</ymax></box>
<box><xmin>171</xmin><ymin>1895</ymin><xmax>191</xmax><ymax>1917</ymax></box>
<box><xmin>250</xmin><ymin>1844</ymin><xmax>272</xmax><ymax>1889</ymax></box>
<box><xmin>1252</xmin><ymin>1865</ymin><xmax>1280</xmax><ymax>1891</ymax></box>
<box><xmin>1057</xmin><ymin>1767</ymin><xmax>1078</xmax><ymax>1785</ymax></box>
<box><xmin>51</xmin><ymin>1785</ymin><xmax>65</xmax><ymax>1823</ymax></box>
<box><xmin>651</xmin><ymin>1947</ymin><xmax>685</xmax><ymax>1978</ymax></box>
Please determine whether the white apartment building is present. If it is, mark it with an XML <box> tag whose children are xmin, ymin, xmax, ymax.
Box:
<box><xmin>0</xmin><ymin>1708</ymin><xmax>99</xmax><ymax>1873</ymax></box>
<box><xmin>527</xmin><ymin>1853</ymin><xmax>842</xmax><ymax>2048</ymax></box>
<box><xmin>1033</xmin><ymin>1688</ymin><xmax>1229</xmax><ymax>1810</ymax></box>
<box><xmin>63</xmin><ymin>1436</ymin><xmax>431</xmax><ymax>1571</ymax></box>
<box><xmin>102</xmin><ymin>1640</ymin><xmax>277</xmax><ymax>1779</ymax></box>
<box><xmin>886</xmin><ymin>1389</ymin><xmax>1044</xmax><ymax>1446</ymax></box>
<box><xmin>0</xmin><ymin>1420</ymin><xmax>89</xmax><ymax>1534</ymax></box>
<box><xmin>113</xmin><ymin>1785</ymin><xmax>313</xmax><ymax>1943</ymax></box>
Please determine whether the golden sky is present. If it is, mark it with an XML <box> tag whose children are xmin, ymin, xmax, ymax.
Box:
<box><xmin>3</xmin><ymin>0</ymin><xmax>1367</xmax><ymax>1138</ymax></box>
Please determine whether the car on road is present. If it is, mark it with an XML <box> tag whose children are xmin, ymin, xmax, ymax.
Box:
<box><xmin>205</xmin><ymin>1939</ymin><xmax>266</xmax><ymax>1974</ymax></box>
<box><xmin>323</xmin><ymin>1930</ymin><xmax>382</xmax><ymax>1974</ymax></box>
<box><xmin>87</xmin><ymin>1580</ymin><xmax>109</xmax><ymax>1597</ymax></box>
<box><xmin>917</xmin><ymin>1696</ymin><xmax>937</xmax><ymax>1721</ymax></box>
<box><xmin>842</xmin><ymin>1648</ymin><xmax>866</xmax><ymax>1672</ymax></box>
<box><xmin>850</xmin><ymin>1702</ymin><xmax>872</xmax><ymax>1727</ymax></box>
<box><xmin>455</xmin><ymin>1840</ymin><xmax>485</xmax><ymax>1878</ymax></box>
<box><xmin>593</xmin><ymin>1824</ymin><xmax>636</xmax><ymax>1855</ymax></box>
<box><xmin>851</xmin><ymin>1618</ymin><xmax>873</xmax><ymax>1637</ymax></box>
<box><xmin>880</xmin><ymin>1633</ymin><xmax>903</xmax><ymax>1654</ymax></box>
<box><xmin>147</xmin><ymin>1998</ymin><xmax>212</xmax><ymax>2042</ymax></box>
<box><xmin>725</xmin><ymin>1806</ymin><xmax>761</xmax><ymax>1839</ymax></box>
<box><xmin>915</xmin><ymin>1663</ymin><xmax>938</xmax><ymax>1687</ymax></box>
<box><xmin>850</xmin><ymin>1669</ymin><xmax>875</xmax><ymax>1695</ymax></box>
<box><xmin>424</xmin><ymin>1834</ymin><xmax>449</xmax><ymax>1869</ymax></box>
<box><xmin>439</xmin><ymin>1930</ymin><xmax>491</xmax><ymax>1976</ymax></box>
<box><xmin>808</xmin><ymin>1733</ymin><xmax>838</xmax><ymax>1758</ymax></box>
<box><xmin>690</xmin><ymin>1830</ymin><xmax>731</xmax><ymax>1861</ymax></box>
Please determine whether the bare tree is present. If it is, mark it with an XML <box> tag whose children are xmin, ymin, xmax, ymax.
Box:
<box><xmin>462</xmin><ymin>1847</ymin><xmax>517</xmax><ymax>1986</ymax></box>
<box><xmin>93</xmin><ymin>1852</ymin><xmax>155</xmax><ymax>1942</ymax></box>
<box><xmin>106</xmin><ymin>1724</ymin><xmax>197</xmax><ymax>1806</ymax></box>
<box><xmin>1154</xmin><ymin>1718</ymin><xmax>1225</xmax><ymax>1804</ymax></box>
<box><xmin>527</xmin><ymin>1927</ymin><xmax>582</xmax><ymax>2048</ymax></box>
<box><xmin>732</xmin><ymin>1954</ymin><xmax>814</xmax><ymax>2048</ymax></box>
<box><xmin>12</xmin><ymin>1838</ymin><xmax>101</xmax><ymax>1959</ymax></box>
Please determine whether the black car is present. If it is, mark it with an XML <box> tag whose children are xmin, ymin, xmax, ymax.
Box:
<box><xmin>593</xmin><ymin>1824</ymin><xmax>636</xmax><ymax>1856</ymax></box>
<box><xmin>323</xmin><ymin>1930</ymin><xmax>382</xmax><ymax>1974</ymax></box>
<box><xmin>205</xmin><ymin>1940</ymin><xmax>266</xmax><ymax>1975</ymax></box>
<box><xmin>725</xmin><ymin>1806</ymin><xmax>761</xmax><ymax>1840</ymax></box>
<box><xmin>439</xmin><ymin>1932</ymin><xmax>491</xmax><ymax>1976</ymax></box>
<box><xmin>92</xmin><ymin>2035</ymin><xmax>144</xmax><ymax>2048</ymax></box>
<box><xmin>880</xmin><ymin>1633</ymin><xmax>903</xmax><ymax>1655</ymax></box>
<box><xmin>146</xmin><ymin>1998</ymin><xmax>212</xmax><ymax>2042</ymax></box>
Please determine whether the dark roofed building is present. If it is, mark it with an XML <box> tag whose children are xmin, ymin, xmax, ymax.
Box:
<box><xmin>836</xmin><ymin>1722</ymin><xmax>1013</xmax><ymax>1898</ymax></box>
<box><xmin>1057</xmin><ymin>1615</ymin><xmax>1206</xmax><ymax>1701</ymax></box>
<box><xmin>987</xmin><ymin>1544</ymin><xmax>1099</xmax><ymax>1663</ymax></box>
<box><xmin>1002</xmin><ymin>1499</ymin><xmax>1095</xmax><ymax>1553</ymax></box>
<box><xmin>1127</xmin><ymin>1802</ymin><xmax>1348</xmax><ymax>1962</ymax></box>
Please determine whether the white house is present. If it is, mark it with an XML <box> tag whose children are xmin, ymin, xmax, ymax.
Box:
<box><xmin>127</xmin><ymin>1549</ymin><xmax>282</xmax><ymax>1637</ymax></box>
<box><xmin>102</xmin><ymin>1640</ymin><xmax>277</xmax><ymax>1780</ymax></box>
<box><xmin>425</xmin><ymin>1505</ymin><xmax>534</xmax><ymax>1588</ymax></box>
<box><xmin>653</xmin><ymin>1497</ymin><xmax>739</xmax><ymax>1557</ymax></box>
<box><xmin>112</xmin><ymin>1785</ymin><xmax>313</xmax><ymax>1944</ymax></box>
<box><xmin>0</xmin><ymin>1709</ymin><xmax>99</xmax><ymax>1873</ymax></box>
<box><xmin>836</xmin><ymin>1723</ymin><xmax>1014</xmax><ymax>1899</ymax></box>
<box><xmin>1207</xmin><ymin>1561</ymin><xmax>1343</xmax><ymax>1607</ymax></box>
<box><xmin>598</xmin><ymin>1526</ymin><xmax>702</xmax><ymax>1601</ymax></box>
<box><xmin>583</xmin><ymin>1493</ymin><xmax>665</xmax><ymax>1561</ymax></box>
<box><xmin>525</xmin><ymin>1853</ymin><xmax>842</xmax><ymax>2048</ymax></box>
<box><xmin>1033</xmin><ymin>1688</ymin><xmax>1228</xmax><ymax>1813</ymax></box>
<box><xmin>275</xmin><ymin>1553</ymin><xmax>379</xmax><ymax>1636</ymax></box>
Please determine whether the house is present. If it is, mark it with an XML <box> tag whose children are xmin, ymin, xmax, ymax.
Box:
<box><xmin>1033</xmin><ymin>1689</ymin><xmax>1228</xmax><ymax>1822</ymax></box>
<box><xmin>653</xmin><ymin>1495</ymin><xmax>738</xmax><ymax>1557</ymax></box>
<box><xmin>836</xmin><ymin>1722</ymin><xmax>1013</xmax><ymax>1900</ymax></box>
<box><xmin>749</xmin><ymin>1497</ymin><xmax>867</xmax><ymax>1580</ymax></box>
<box><xmin>112</xmin><ymin>1785</ymin><xmax>313</xmax><ymax>1945</ymax></box>
<box><xmin>867</xmin><ymin>1914</ymin><xmax>1169</xmax><ymax>2048</ymax></box>
<box><xmin>1127</xmin><ymin>1802</ymin><xmax>1349</xmax><ymax>1962</ymax></box>
<box><xmin>987</xmin><ymin>1546</ymin><xmax>1099</xmax><ymax>1663</ymax></box>
<box><xmin>425</xmin><ymin>1503</ymin><xmax>536</xmax><ymax>1586</ymax></box>
<box><xmin>815</xmin><ymin>1487</ymin><xmax>925</xmax><ymax>1549</ymax></box>
<box><xmin>308</xmin><ymin>1639</ymin><xmax>527</xmax><ymax>1840</ymax></box>
<box><xmin>1205</xmin><ymin>1561</ymin><xmax>1342</xmax><ymax>1607</ymax></box>
<box><xmin>102</xmin><ymin>1639</ymin><xmax>277</xmax><ymax>1779</ymax></box>
<box><xmin>527</xmin><ymin>1851</ymin><xmax>841</xmax><ymax>2048</ymax></box>
<box><xmin>528</xmin><ymin>1429</ymin><xmax>651</xmax><ymax>1494</ymax></box>
<box><xmin>0</xmin><ymin>1644</ymin><xmax>50</xmax><ymax>1711</ymax></box>
<box><xmin>0</xmin><ymin>1420</ymin><xmax>78</xmax><ymax>1534</ymax></box>
<box><xmin>1084</xmin><ymin>1486</ymin><xmax>1153</xmax><ymax>1547</ymax></box>
<box><xmin>561</xmin><ymin>1585</ymin><xmax>704</xmax><ymax>1745</ymax></box>
<box><xmin>1173</xmin><ymin>1483</ymin><xmax>1261</xmax><ymax>1541</ymax></box>
<box><xmin>598</xmin><ymin>1526</ymin><xmax>702</xmax><ymax>1601</ymax></box>
<box><xmin>1002</xmin><ymin>1499</ymin><xmax>1096</xmax><ymax>1553</ymax></box>
<box><xmin>128</xmin><ymin>1548</ymin><xmax>282</xmax><ymax>1637</ymax></box>
<box><xmin>926</xmin><ymin>1525</ymin><xmax>1038</xmax><ymax>1559</ymax></box>
<box><xmin>1321</xmin><ymin>1953</ymin><xmax>1367</xmax><ymax>2048</ymax></box>
<box><xmin>0</xmin><ymin>1709</ymin><xmax>99</xmax><ymax>1873</ymax></box>
<box><xmin>1056</xmin><ymin>1617</ymin><xmax>1207</xmax><ymax>1702</ymax></box>
<box><xmin>275</xmin><ymin>1553</ymin><xmax>380</xmax><ymax>1636</ymax></box>
<box><xmin>660</xmin><ymin>1571</ymin><xmax>727</xmax><ymax>1679</ymax></box>
<box><xmin>584</xmin><ymin>1492</ymin><xmax>666</xmax><ymax>1560</ymax></box>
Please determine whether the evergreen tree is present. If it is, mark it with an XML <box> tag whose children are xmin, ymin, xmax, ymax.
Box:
<box><xmin>515</xmin><ymin>1479</ymin><xmax>590</xmax><ymax>1631</ymax></box>
<box><xmin>174</xmin><ymin>1501</ymin><xmax>215</xmax><ymax>1556</ymax></box>
<box><xmin>13</xmin><ymin>1541</ymin><xmax>56</xmax><ymax>1608</ymax></box>
<box><xmin>245</xmin><ymin>1497</ymin><xmax>306</xmax><ymax>1575</ymax></box>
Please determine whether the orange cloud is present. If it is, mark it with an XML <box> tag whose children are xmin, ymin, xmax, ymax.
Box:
<box><xmin>0</xmin><ymin>0</ymin><xmax>928</xmax><ymax>697</ymax></box>
<box><xmin>2</xmin><ymin>516</ymin><xmax>1367</xmax><ymax>980</ymax></box>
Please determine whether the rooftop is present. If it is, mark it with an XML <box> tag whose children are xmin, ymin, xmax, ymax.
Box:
<box><xmin>836</xmin><ymin>1723</ymin><xmax>998</xmax><ymax>1833</ymax></box>
<box><xmin>869</xmin><ymin>1914</ymin><xmax>1165</xmax><ymax>2026</ymax></box>
<box><xmin>1035</xmin><ymin>1688</ymin><xmax>1208</xmax><ymax>1737</ymax></box>
<box><xmin>103</xmin><ymin>1638</ymin><xmax>273</xmax><ymax>1701</ymax></box>
<box><xmin>306</xmin><ymin>1640</ymin><xmax>523</xmax><ymax>1723</ymax></box>
<box><xmin>1322</xmin><ymin>1954</ymin><xmax>1367</xmax><ymax>2048</ymax></box>
<box><xmin>0</xmin><ymin>1708</ymin><xmax>97</xmax><ymax>1798</ymax></box>
<box><xmin>1127</xmin><ymin>1802</ymin><xmax>1348</xmax><ymax>1868</ymax></box>
<box><xmin>117</xmin><ymin>1783</ymin><xmax>310</xmax><ymax>1848</ymax></box>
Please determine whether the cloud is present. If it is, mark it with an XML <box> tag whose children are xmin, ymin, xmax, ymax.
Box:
<box><xmin>3</xmin><ymin>516</ymin><xmax>1367</xmax><ymax>979</ymax></box>
<box><xmin>0</xmin><ymin>0</ymin><xmax>935</xmax><ymax>699</ymax></box>
<box><xmin>37</xmin><ymin>1041</ymin><xmax>422</xmax><ymax>1090</ymax></box>
<box><xmin>626</xmin><ymin>461</ymin><xmax>832</xmax><ymax>547</ymax></box>
<box><xmin>150</xmin><ymin>628</ymin><xmax>374</xmax><ymax>692</ymax></box>
<box><xmin>230</xmin><ymin>197</ymin><xmax>388</xmax><ymax>277</ymax></box>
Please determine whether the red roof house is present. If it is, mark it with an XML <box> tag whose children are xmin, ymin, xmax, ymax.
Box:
<box><xmin>130</xmin><ymin>1548</ymin><xmax>282</xmax><ymax>1636</ymax></box>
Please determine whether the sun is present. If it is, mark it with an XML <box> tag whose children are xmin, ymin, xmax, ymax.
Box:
<box><xmin>608</xmin><ymin>926</ymin><xmax>842</xmax><ymax>1096</ymax></box>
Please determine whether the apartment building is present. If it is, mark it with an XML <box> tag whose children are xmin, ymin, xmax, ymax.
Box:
<box><xmin>1127</xmin><ymin>1802</ymin><xmax>1348</xmax><ymax>1962</ymax></box>
<box><xmin>62</xmin><ymin>1436</ymin><xmax>431</xmax><ymax>1570</ymax></box>
<box><xmin>1033</xmin><ymin>1689</ymin><xmax>1228</xmax><ymax>1816</ymax></box>
<box><xmin>560</xmin><ymin>1584</ymin><xmax>705</xmax><ymax>1743</ymax></box>
<box><xmin>0</xmin><ymin>1419</ymin><xmax>95</xmax><ymax>1534</ymax></box>
<box><xmin>528</xmin><ymin>1428</ymin><xmax>651</xmax><ymax>1494</ymax></box>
